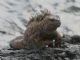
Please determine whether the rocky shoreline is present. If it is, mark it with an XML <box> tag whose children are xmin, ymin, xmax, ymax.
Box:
<box><xmin>0</xmin><ymin>35</ymin><xmax>80</xmax><ymax>60</ymax></box>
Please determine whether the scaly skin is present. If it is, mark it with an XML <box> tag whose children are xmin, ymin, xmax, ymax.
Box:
<box><xmin>10</xmin><ymin>10</ymin><xmax>61</xmax><ymax>49</ymax></box>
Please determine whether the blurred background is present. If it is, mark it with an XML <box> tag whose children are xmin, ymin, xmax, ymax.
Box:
<box><xmin>0</xmin><ymin>0</ymin><xmax>80</xmax><ymax>49</ymax></box>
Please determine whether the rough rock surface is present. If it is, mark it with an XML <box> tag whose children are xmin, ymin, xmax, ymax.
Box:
<box><xmin>0</xmin><ymin>35</ymin><xmax>80</xmax><ymax>60</ymax></box>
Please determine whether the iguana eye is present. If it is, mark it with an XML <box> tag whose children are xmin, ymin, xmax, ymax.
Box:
<box><xmin>49</xmin><ymin>19</ymin><xmax>55</xmax><ymax>21</ymax></box>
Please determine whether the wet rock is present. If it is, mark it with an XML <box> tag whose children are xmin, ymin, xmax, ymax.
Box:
<box><xmin>71</xmin><ymin>35</ymin><xmax>80</xmax><ymax>44</ymax></box>
<box><xmin>62</xmin><ymin>35</ymin><xmax>80</xmax><ymax>44</ymax></box>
